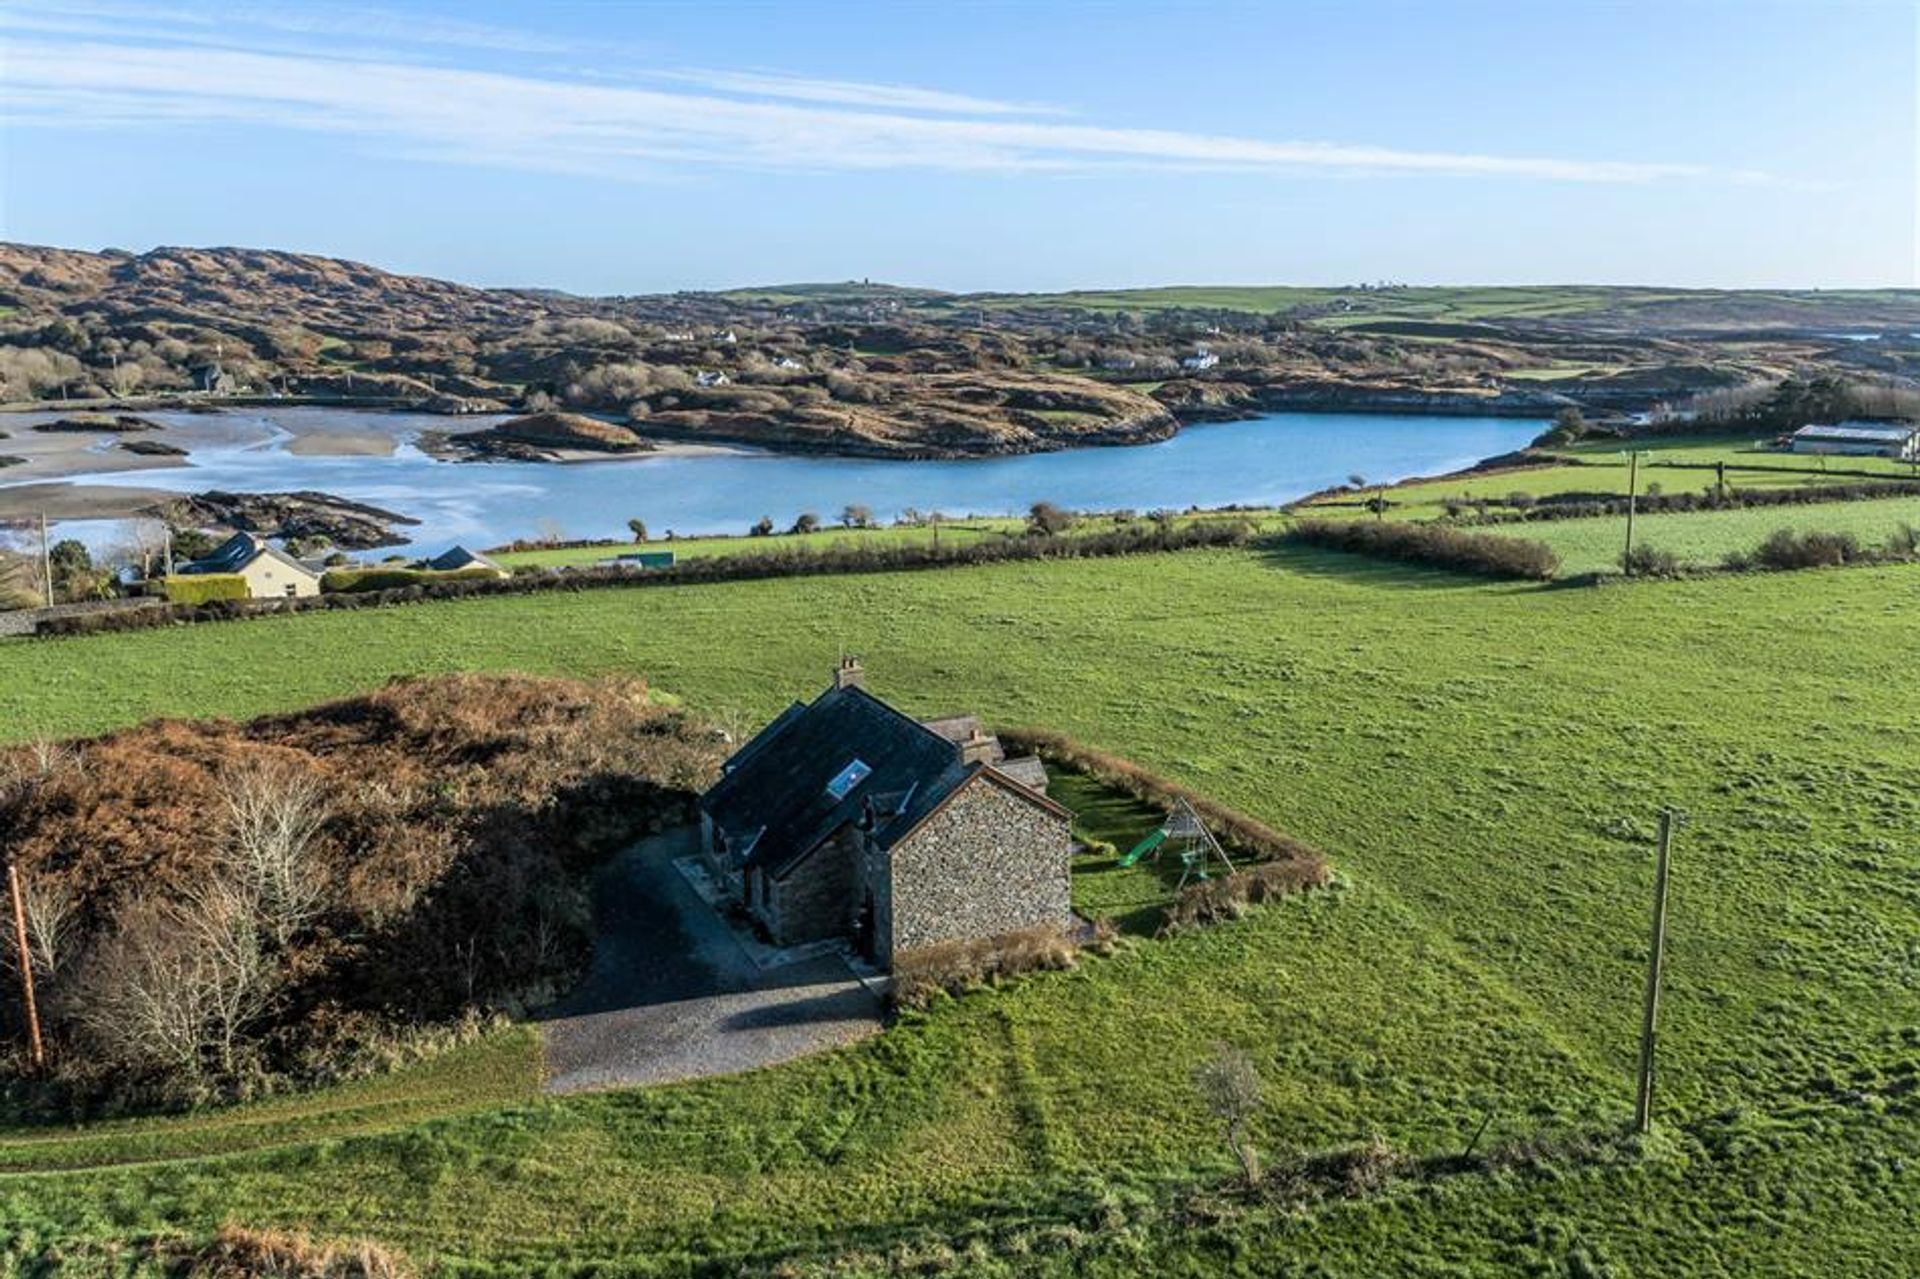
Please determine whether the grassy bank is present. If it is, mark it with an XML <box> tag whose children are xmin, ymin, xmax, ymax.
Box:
<box><xmin>1</xmin><ymin>547</ymin><xmax>1917</xmax><ymax>1272</ymax></box>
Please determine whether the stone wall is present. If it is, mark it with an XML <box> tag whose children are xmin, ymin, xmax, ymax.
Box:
<box><xmin>882</xmin><ymin>778</ymin><xmax>1071</xmax><ymax>965</ymax></box>
<box><xmin>769</xmin><ymin>824</ymin><xmax>863</xmax><ymax>946</ymax></box>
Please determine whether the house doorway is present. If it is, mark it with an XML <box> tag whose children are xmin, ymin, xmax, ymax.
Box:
<box><xmin>856</xmin><ymin>889</ymin><xmax>877</xmax><ymax>963</ymax></box>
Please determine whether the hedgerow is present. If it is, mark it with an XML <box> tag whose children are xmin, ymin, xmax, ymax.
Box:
<box><xmin>160</xmin><ymin>573</ymin><xmax>250</xmax><ymax>604</ymax></box>
<box><xmin>995</xmin><ymin>727</ymin><xmax>1328</xmax><ymax>869</ymax></box>
<box><xmin>320</xmin><ymin>565</ymin><xmax>504</xmax><ymax>593</ymax></box>
<box><xmin>29</xmin><ymin>520</ymin><xmax>1255</xmax><ymax>638</ymax></box>
<box><xmin>1457</xmin><ymin>477</ymin><xmax>1920</xmax><ymax>526</ymax></box>
<box><xmin>1287</xmin><ymin>519</ymin><xmax>1559</xmax><ymax>581</ymax></box>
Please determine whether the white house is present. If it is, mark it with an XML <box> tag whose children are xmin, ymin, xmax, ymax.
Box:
<box><xmin>175</xmin><ymin>532</ymin><xmax>323</xmax><ymax>599</ymax></box>
<box><xmin>1182</xmin><ymin>345</ymin><xmax>1220</xmax><ymax>372</ymax></box>
<box><xmin>695</xmin><ymin>370</ymin><xmax>732</xmax><ymax>388</ymax></box>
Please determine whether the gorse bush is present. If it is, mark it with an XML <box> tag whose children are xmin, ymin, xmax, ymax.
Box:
<box><xmin>1288</xmin><ymin>519</ymin><xmax>1559</xmax><ymax>581</ymax></box>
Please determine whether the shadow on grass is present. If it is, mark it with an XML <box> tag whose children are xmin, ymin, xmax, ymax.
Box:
<box><xmin>1252</xmin><ymin>536</ymin><xmax>1554</xmax><ymax>594</ymax></box>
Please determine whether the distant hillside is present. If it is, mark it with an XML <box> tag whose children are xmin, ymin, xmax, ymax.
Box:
<box><xmin>966</xmin><ymin>283</ymin><xmax>1920</xmax><ymax>333</ymax></box>
<box><xmin>3</xmin><ymin>241</ymin><xmax>1917</xmax><ymax>453</ymax></box>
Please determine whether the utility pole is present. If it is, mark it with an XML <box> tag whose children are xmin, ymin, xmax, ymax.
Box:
<box><xmin>38</xmin><ymin>512</ymin><xmax>53</xmax><ymax>608</ymax></box>
<box><xmin>1622</xmin><ymin>451</ymin><xmax>1642</xmax><ymax>573</ymax></box>
<box><xmin>1634</xmin><ymin>808</ymin><xmax>1683</xmax><ymax>1135</ymax></box>
<box><xmin>8</xmin><ymin>864</ymin><xmax>44</xmax><ymax>1071</ymax></box>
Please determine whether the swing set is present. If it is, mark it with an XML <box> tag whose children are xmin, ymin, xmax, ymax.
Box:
<box><xmin>1116</xmin><ymin>796</ymin><xmax>1234</xmax><ymax>888</ymax></box>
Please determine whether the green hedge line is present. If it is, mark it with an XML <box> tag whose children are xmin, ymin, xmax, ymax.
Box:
<box><xmin>321</xmin><ymin>566</ymin><xmax>506</xmax><ymax>594</ymax></box>
<box><xmin>31</xmin><ymin>520</ymin><xmax>1256</xmax><ymax>639</ymax></box>
<box><xmin>1287</xmin><ymin>519</ymin><xmax>1559</xmax><ymax>581</ymax></box>
<box><xmin>160</xmin><ymin>573</ymin><xmax>250</xmax><ymax>604</ymax></box>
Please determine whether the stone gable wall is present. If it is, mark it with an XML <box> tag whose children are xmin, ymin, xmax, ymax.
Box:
<box><xmin>768</xmin><ymin>824</ymin><xmax>862</xmax><ymax>946</ymax></box>
<box><xmin>884</xmin><ymin>779</ymin><xmax>1071</xmax><ymax>963</ymax></box>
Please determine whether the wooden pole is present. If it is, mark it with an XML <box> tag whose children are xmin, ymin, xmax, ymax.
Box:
<box><xmin>1622</xmin><ymin>452</ymin><xmax>1641</xmax><ymax>573</ymax></box>
<box><xmin>8</xmin><ymin>864</ymin><xmax>44</xmax><ymax>1070</ymax></box>
<box><xmin>1634</xmin><ymin>809</ymin><xmax>1680</xmax><ymax>1134</ymax></box>
<box><xmin>38</xmin><ymin>512</ymin><xmax>53</xmax><ymax>608</ymax></box>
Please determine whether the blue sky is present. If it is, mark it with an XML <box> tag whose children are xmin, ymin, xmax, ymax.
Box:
<box><xmin>1</xmin><ymin>0</ymin><xmax>1914</xmax><ymax>293</ymax></box>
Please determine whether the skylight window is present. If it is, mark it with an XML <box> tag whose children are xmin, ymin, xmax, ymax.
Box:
<box><xmin>826</xmin><ymin>758</ymin><xmax>873</xmax><ymax>800</ymax></box>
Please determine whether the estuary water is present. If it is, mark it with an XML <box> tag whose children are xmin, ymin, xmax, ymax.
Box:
<box><xmin>10</xmin><ymin>407</ymin><xmax>1542</xmax><ymax>551</ymax></box>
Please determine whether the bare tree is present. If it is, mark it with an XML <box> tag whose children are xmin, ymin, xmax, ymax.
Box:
<box><xmin>182</xmin><ymin>873</ymin><xmax>274</xmax><ymax>1078</ymax></box>
<box><xmin>71</xmin><ymin>876</ymin><xmax>272</xmax><ymax>1083</ymax></box>
<box><xmin>1194</xmin><ymin>1041</ymin><xmax>1264</xmax><ymax>1186</ymax></box>
<box><xmin>19</xmin><ymin>875</ymin><xmax>75</xmax><ymax>978</ymax></box>
<box><xmin>218</xmin><ymin>759</ymin><xmax>331</xmax><ymax>948</ymax></box>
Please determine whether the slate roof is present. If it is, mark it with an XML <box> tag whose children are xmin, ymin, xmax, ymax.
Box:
<box><xmin>177</xmin><ymin>532</ymin><xmax>318</xmax><ymax>579</ymax></box>
<box><xmin>424</xmin><ymin>545</ymin><xmax>504</xmax><ymax>573</ymax></box>
<box><xmin>702</xmin><ymin>684</ymin><xmax>967</xmax><ymax>877</ymax></box>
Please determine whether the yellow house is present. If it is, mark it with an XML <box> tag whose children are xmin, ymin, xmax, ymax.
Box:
<box><xmin>175</xmin><ymin>532</ymin><xmax>323</xmax><ymax>599</ymax></box>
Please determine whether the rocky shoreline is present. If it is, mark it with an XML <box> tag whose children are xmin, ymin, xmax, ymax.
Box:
<box><xmin>156</xmin><ymin>490</ymin><xmax>421</xmax><ymax>549</ymax></box>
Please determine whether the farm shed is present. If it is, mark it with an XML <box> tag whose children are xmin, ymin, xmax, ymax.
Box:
<box><xmin>699</xmin><ymin>659</ymin><xmax>1072</xmax><ymax>968</ymax></box>
<box><xmin>1789</xmin><ymin>421</ymin><xmax>1920</xmax><ymax>460</ymax></box>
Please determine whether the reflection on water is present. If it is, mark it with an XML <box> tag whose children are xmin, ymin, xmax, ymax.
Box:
<box><xmin>14</xmin><ymin>407</ymin><xmax>1542</xmax><ymax>551</ymax></box>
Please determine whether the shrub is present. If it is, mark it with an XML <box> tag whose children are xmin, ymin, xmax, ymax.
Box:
<box><xmin>1288</xmin><ymin>519</ymin><xmax>1559</xmax><ymax>581</ymax></box>
<box><xmin>320</xmin><ymin>567</ymin><xmax>501</xmax><ymax>594</ymax></box>
<box><xmin>163</xmin><ymin>573</ymin><xmax>250</xmax><ymax>604</ymax></box>
<box><xmin>1028</xmin><ymin>501</ymin><xmax>1077</xmax><ymax>536</ymax></box>
<box><xmin>1753</xmin><ymin>528</ymin><xmax>1864</xmax><ymax>570</ymax></box>
<box><xmin>1620</xmin><ymin>544</ymin><xmax>1682</xmax><ymax>577</ymax></box>
<box><xmin>892</xmin><ymin>925</ymin><xmax>1079</xmax><ymax>1009</ymax></box>
<box><xmin>1159</xmin><ymin>860</ymin><xmax>1335</xmax><ymax>935</ymax></box>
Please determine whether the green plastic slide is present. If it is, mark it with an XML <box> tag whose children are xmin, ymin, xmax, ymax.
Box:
<box><xmin>1118</xmin><ymin>828</ymin><xmax>1168</xmax><ymax>868</ymax></box>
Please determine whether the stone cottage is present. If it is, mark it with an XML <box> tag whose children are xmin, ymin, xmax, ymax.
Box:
<box><xmin>699</xmin><ymin>659</ymin><xmax>1073</xmax><ymax>968</ymax></box>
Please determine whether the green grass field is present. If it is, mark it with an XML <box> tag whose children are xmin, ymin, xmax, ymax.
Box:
<box><xmin>1525</xmin><ymin>497</ymin><xmax>1920</xmax><ymax>575</ymax></box>
<box><xmin>2</xmin><ymin>548</ymin><xmax>1917</xmax><ymax>1273</ymax></box>
<box><xmin>489</xmin><ymin>519</ymin><xmax>1030</xmax><ymax>571</ymax></box>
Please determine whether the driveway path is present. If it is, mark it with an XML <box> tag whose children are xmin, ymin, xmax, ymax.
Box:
<box><xmin>538</xmin><ymin>827</ymin><xmax>883</xmax><ymax>1094</ymax></box>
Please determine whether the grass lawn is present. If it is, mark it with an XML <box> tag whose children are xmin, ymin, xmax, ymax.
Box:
<box><xmin>1</xmin><ymin>549</ymin><xmax>1918</xmax><ymax>1272</ymax></box>
<box><xmin>490</xmin><ymin>519</ymin><xmax>1030</xmax><ymax>570</ymax></box>
<box><xmin>1526</xmin><ymin>496</ymin><xmax>1920</xmax><ymax>575</ymax></box>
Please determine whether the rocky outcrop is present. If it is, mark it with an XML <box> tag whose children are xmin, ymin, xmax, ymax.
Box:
<box><xmin>32</xmin><ymin>413</ymin><xmax>165</xmax><ymax>433</ymax></box>
<box><xmin>159</xmin><ymin>490</ymin><xmax>420</xmax><ymax>549</ymax></box>
<box><xmin>118</xmin><ymin>439</ymin><xmax>187</xmax><ymax>457</ymax></box>
<box><xmin>636</xmin><ymin>371</ymin><xmax>1176</xmax><ymax>459</ymax></box>
<box><xmin>445</xmin><ymin>411</ymin><xmax>651</xmax><ymax>461</ymax></box>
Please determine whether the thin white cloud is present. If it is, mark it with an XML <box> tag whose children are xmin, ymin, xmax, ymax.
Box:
<box><xmin>0</xmin><ymin>33</ymin><xmax>1748</xmax><ymax>185</ymax></box>
<box><xmin>649</xmin><ymin>68</ymin><xmax>1062</xmax><ymax>117</ymax></box>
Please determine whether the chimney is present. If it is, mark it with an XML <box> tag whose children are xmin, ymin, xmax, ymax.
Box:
<box><xmin>834</xmin><ymin>656</ymin><xmax>865</xmax><ymax>690</ymax></box>
<box><xmin>960</xmin><ymin>729</ymin><xmax>1000</xmax><ymax>767</ymax></box>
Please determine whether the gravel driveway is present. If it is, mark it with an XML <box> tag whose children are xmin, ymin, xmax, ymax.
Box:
<box><xmin>538</xmin><ymin>827</ymin><xmax>883</xmax><ymax>1094</ymax></box>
